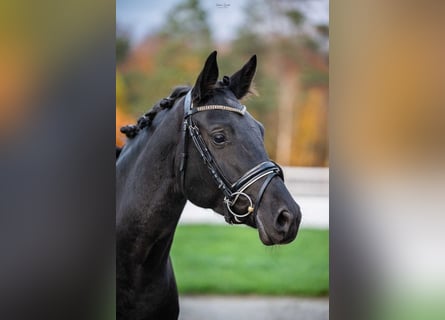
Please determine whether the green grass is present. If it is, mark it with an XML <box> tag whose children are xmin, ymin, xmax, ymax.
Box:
<box><xmin>170</xmin><ymin>225</ymin><xmax>329</xmax><ymax>296</ymax></box>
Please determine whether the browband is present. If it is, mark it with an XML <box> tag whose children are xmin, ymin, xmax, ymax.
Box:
<box><xmin>183</xmin><ymin>90</ymin><xmax>246</xmax><ymax>117</ymax></box>
<box><xmin>194</xmin><ymin>104</ymin><xmax>246</xmax><ymax>115</ymax></box>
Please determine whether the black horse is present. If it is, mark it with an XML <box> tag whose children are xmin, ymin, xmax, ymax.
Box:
<box><xmin>116</xmin><ymin>51</ymin><xmax>301</xmax><ymax>319</ymax></box>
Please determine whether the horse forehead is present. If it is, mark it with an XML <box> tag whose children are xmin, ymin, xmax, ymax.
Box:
<box><xmin>198</xmin><ymin>90</ymin><xmax>259</xmax><ymax>130</ymax></box>
<box><xmin>207</xmin><ymin>88</ymin><xmax>238</xmax><ymax>105</ymax></box>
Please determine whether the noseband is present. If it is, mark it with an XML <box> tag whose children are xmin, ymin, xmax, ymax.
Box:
<box><xmin>179</xmin><ymin>90</ymin><xmax>284</xmax><ymax>224</ymax></box>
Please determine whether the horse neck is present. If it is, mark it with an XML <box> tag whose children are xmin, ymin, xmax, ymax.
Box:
<box><xmin>116</xmin><ymin>105</ymin><xmax>186</xmax><ymax>245</ymax></box>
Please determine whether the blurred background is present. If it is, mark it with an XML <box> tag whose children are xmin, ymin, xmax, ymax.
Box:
<box><xmin>1</xmin><ymin>0</ymin><xmax>443</xmax><ymax>319</ymax></box>
<box><xmin>116</xmin><ymin>0</ymin><xmax>329</xmax><ymax>319</ymax></box>
<box><xmin>116</xmin><ymin>0</ymin><xmax>329</xmax><ymax>167</ymax></box>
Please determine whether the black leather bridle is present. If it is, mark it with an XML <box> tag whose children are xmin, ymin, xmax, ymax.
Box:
<box><xmin>179</xmin><ymin>90</ymin><xmax>284</xmax><ymax>224</ymax></box>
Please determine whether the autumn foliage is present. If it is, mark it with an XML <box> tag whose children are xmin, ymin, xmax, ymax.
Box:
<box><xmin>116</xmin><ymin>0</ymin><xmax>328</xmax><ymax>166</ymax></box>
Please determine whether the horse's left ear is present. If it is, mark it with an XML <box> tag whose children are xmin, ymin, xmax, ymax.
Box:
<box><xmin>229</xmin><ymin>55</ymin><xmax>257</xmax><ymax>99</ymax></box>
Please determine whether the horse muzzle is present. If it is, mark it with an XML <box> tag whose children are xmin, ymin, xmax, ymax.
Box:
<box><xmin>254</xmin><ymin>180</ymin><xmax>302</xmax><ymax>245</ymax></box>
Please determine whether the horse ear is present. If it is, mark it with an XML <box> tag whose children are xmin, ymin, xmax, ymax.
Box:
<box><xmin>229</xmin><ymin>55</ymin><xmax>257</xmax><ymax>99</ymax></box>
<box><xmin>192</xmin><ymin>51</ymin><xmax>219</xmax><ymax>102</ymax></box>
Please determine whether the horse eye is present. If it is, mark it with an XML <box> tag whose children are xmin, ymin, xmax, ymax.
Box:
<box><xmin>212</xmin><ymin>133</ymin><xmax>226</xmax><ymax>144</ymax></box>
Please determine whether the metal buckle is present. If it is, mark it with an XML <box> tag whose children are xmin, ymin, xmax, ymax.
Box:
<box><xmin>224</xmin><ymin>192</ymin><xmax>254</xmax><ymax>221</ymax></box>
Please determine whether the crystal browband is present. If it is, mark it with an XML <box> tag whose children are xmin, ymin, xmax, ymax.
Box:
<box><xmin>194</xmin><ymin>104</ymin><xmax>246</xmax><ymax>116</ymax></box>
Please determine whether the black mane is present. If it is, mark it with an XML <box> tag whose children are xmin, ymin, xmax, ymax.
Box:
<box><xmin>120</xmin><ymin>86</ymin><xmax>191</xmax><ymax>139</ymax></box>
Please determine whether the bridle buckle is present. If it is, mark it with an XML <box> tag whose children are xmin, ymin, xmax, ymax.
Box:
<box><xmin>224</xmin><ymin>191</ymin><xmax>254</xmax><ymax>220</ymax></box>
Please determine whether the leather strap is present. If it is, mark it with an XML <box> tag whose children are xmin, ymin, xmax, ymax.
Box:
<box><xmin>232</xmin><ymin>161</ymin><xmax>283</xmax><ymax>191</ymax></box>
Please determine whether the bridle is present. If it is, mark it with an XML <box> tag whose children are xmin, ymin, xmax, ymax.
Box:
<box><xmin>179</xmin><ymin>90</ymin><xmax>284</xmax><ymax>224</ymax></box>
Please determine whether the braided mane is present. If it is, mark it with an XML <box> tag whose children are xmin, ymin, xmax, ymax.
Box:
<box><xmin>120</xmin><ymin>86</ymin><xmax>191</xmax><ymax>139</ymax></box>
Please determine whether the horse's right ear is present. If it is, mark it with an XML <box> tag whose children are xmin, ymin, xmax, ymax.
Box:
<box><xmin>229</xmin><ymin>54</ymin><xmax>257</xmax><ymax>99</ymax></box>
<box><xmin>192</xmin><ymin>51</ymin><xmax>219</xmax><ymax>103</ymax></box>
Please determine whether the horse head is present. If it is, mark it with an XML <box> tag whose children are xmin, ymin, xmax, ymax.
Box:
<box><xmin>181</xmin><ymin>51</ymin><xmax>301</xmax><ymax>245</ymax></box>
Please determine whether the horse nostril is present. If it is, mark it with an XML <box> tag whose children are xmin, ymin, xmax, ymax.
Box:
<box><xmin>276</xmin><ymin>210</ymin><xmax>292</xmax><ymax>232</ymax></box>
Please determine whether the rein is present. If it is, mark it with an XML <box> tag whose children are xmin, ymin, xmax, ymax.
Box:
<box><xmin>179</xmin><ymin>90</ymin><xmax>284</xmax><ymax>224</ymax></box>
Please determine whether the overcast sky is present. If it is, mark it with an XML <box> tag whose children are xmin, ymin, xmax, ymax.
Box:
<box><xmin>117</xmin><ymin>0</ymin><xmax>329</xmax><ymax>45</ymax></box>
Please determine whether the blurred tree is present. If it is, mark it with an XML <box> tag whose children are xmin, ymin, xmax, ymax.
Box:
<box><xmin>316</xmin><ymin>24</ymin><xmax>329</xmax><ymax>37</ymax></box>
<box><xmin>115</xmin><ymin>0</ymin><xmax>328</xmax><ymax>167</ymax></box>
<box><xmin>116</xmin><ymin>26</ymin><xmax>130</xmax><ymax>65</ymax></box>
<box><xmin>117</xmin><ymin>0</ymin><xmax>216</xmax><ymax>116</ymax></box>
<box><xmin>161</xmin><ymin>0</ymin><xmax>212</xmax><ymax>49</ymax></box>
<box><xmin>116</xmin><ymin>71</ymin><xmax>134</xmax><ymax>146</ymax></box>
<box><xmin>292</xmin><ymin>87</ymin><xmax>328</xmax><ymax>166</ymax></box>
<box><xmin>116</xmin><ymin>71</ymin><xmax>128</xmax><ymax>111</ymax></box>
<box><xmin>230</xmin><ymin>0</ymin><xmax>328</xmax><ymax>166</ymax></box>
<box><xmin>286</xmin><ymin>9</ymin><xmax>305</xmax><ymax>26</ymax></box>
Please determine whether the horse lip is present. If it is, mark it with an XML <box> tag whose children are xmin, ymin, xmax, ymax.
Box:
<box><xmin>255</xmin><ymin>215</ymin><xmax>274</xmax><ymax>246</ymax></box>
